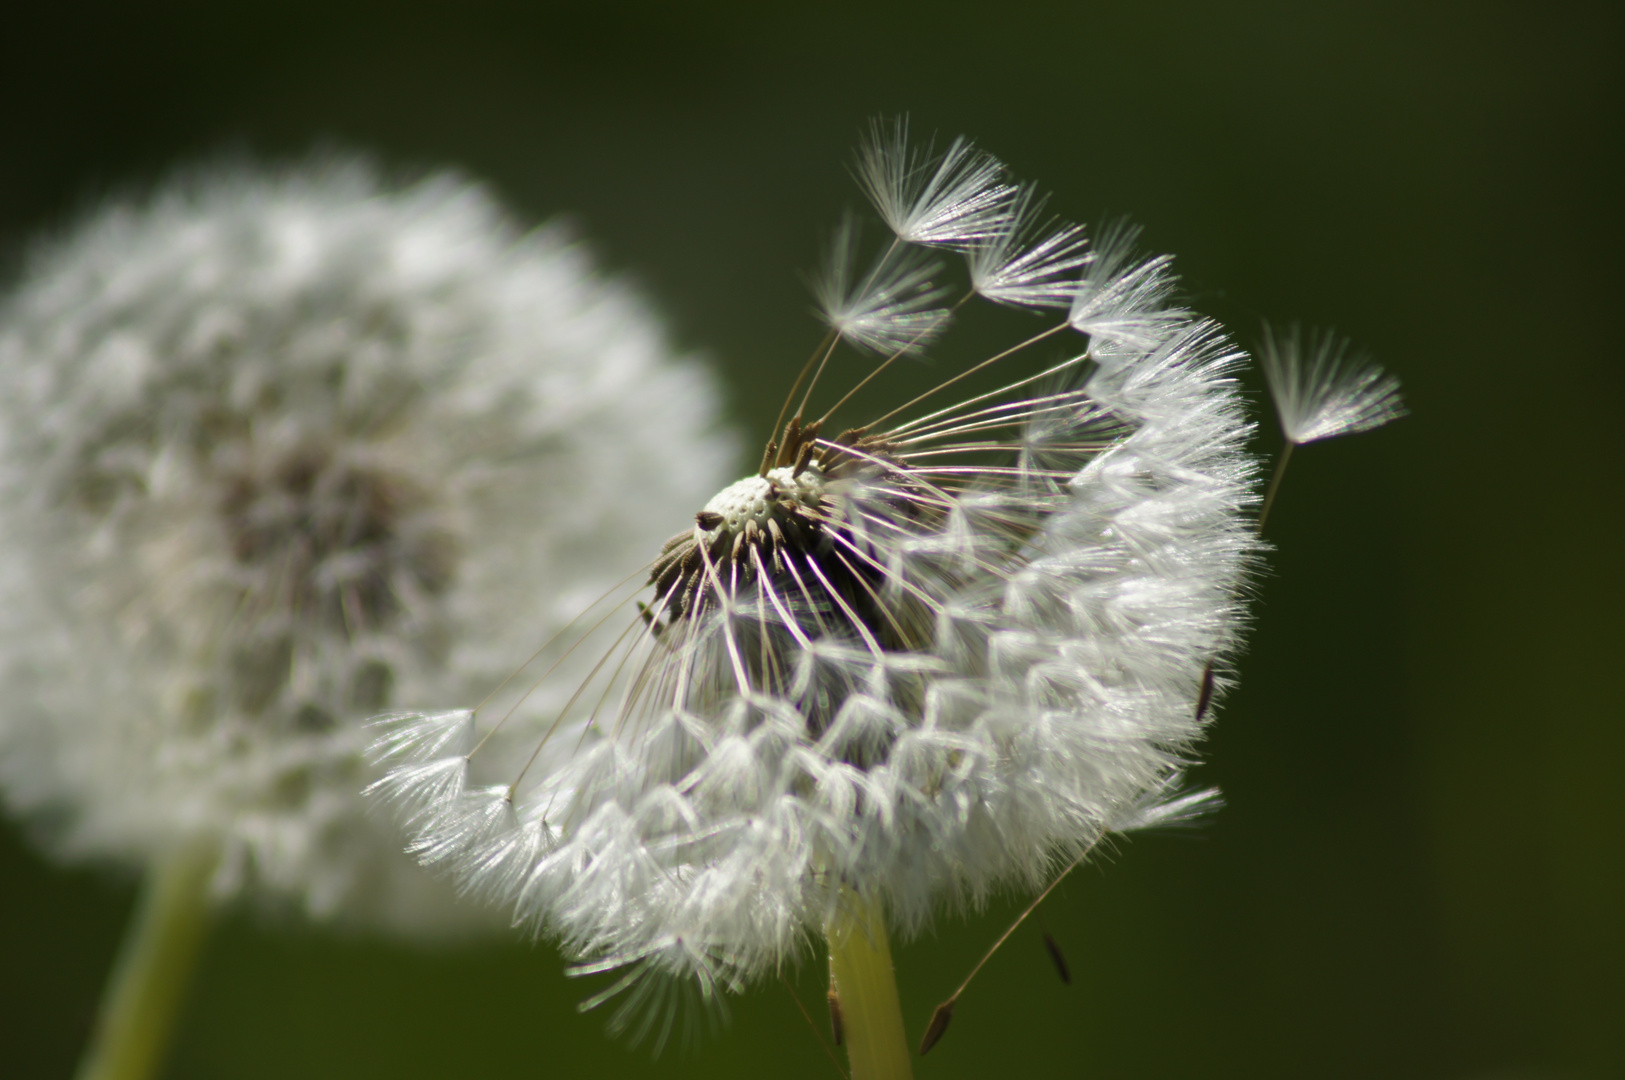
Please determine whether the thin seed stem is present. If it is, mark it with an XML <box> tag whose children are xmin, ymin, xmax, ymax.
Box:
<box><xmin>1257</xmin><ymin>440</ymin><xmax>1295</xmax><ymax>535</ymax></box>
<box><xmin>866</xmin><ymin>322</ymin><xmax>1069</xmax><ymax>433</ymax></box>
<box><xmin>506</xmin><ymin>589</ymin><xmax>658</xmax><ymax>793</ymax></box>
<box><xmin>75</xmin><ymin>843</ymin><xmax>217</xmax><ymax>1080</ymax></box>
<box><xmin>466</xmin><ymin>558</ymin><xmax>657</xmax><ymax>759</ymax></box>
<box><xmin>815</xmin><ymin>292</ymin><xmax>973</xmax><ymax>428</ymax></box>
<box><xmin>793</xmin><ymin>333</ymin><xmax>846</xmax><ymax>429</ymax></box>
<box><xmin>779</xmin><ymin>974</ymin><xmax>851</xmax><ymax>1080</ymax></box>
<box><xmin>920</xmin><ymin>834</ymin><xmax>1104</xmax><ymax>1054</ymax></box>
<box><xmin>826</xmin><ymin>890</ymin><xmax>913</xmax><ymax>1080</ymax></box>
<box><xmin>765</xmin><ymin>329</ymin><xmax>839</xmax><ymax>474</ymax></box>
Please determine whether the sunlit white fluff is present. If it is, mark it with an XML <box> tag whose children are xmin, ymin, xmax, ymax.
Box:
<box><xmin>814</xmin><ymin>216</ymin><xmax>951</xmax><ymax>354</ymax></box>
<box><xmin>1067</xmin><ymin>218</ymin><xmax>1187</xmax><ymax>351</ymax></box>
<box><xmin>370</xmin><ymin>126</ymin><xmax>1260</xmax><ymax>992</ymax></box>
<box><xmin>0</xmin><ymin>158</ymin><xmax>734</xmax><ymax>932</ymax></box>
<box><xmin>967</xmin><ymin>186</ymin><xmax>1091</xmax><ymax>309</ymax></box>
<box><xmin>1258</xmin><ymin>323</ymin><xmax>1407</xmax><ymax>444</ymax></box>
<box><xmin>854</xmin><ymin>116</ymin><xmax>1015</xmax><ymax>249</ymax></box>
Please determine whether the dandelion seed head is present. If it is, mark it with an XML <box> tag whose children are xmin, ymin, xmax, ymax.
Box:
<box><xmin>372</xmin><ymin>123</ymin><xmax>1261</xmax><ymax>995</ymax></box>
<box><xmin>0</xmin><ymin>156</ymin><xmax>735</xmax><ymax>931</ymax></box>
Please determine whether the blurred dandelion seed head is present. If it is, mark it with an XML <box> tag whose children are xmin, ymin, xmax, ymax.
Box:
<box><xmin>0</xmin><ymin>156</ymin><xmax>735</xmax><ymax>931</ymax></box>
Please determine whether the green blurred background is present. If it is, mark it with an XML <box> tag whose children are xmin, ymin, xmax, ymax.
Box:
<box><xmin>2</xmin><ymin>2</ymin><xmax>1620</xmax><ymax>1077</ymax></box>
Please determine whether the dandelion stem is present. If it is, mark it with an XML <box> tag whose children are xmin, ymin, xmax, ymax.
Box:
<box><xmin>826</xmin><ymin>890</ymin><xmax>913</xmax><ymax>1080</ymax></box>
<box><xmin>1257</xmin><ymin>440</ymin><xmax>1296</xmax><ymax>535</ymax></box>
<box><xmin>75</xmin><ymin>843</ymin><xmax>216</xmax><ymax>1080</ymax></box>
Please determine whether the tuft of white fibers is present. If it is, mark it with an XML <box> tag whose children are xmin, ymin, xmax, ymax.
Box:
<box><xmin>813</xmin><ymin>215</ymin><xmax>952</xmax><ymax>354</ymax></box>
<box><xmin>853</xmin><ymin>116</ymin><xmax>1015</xmax><ymax>250</ymax></box>
<box><xmin>1067</xmin><ymin>217</ymin><xmax>1188</xmax><ymax>352</ymax></box>
<box><xmin>1258</xmin><ymin>323</ymin><xmax>1408</xmax><ymax>444</ymax></box>
<box><xmin>0</xmin><ymin>157</ymin><xmax>736</xmax><ymax>933</ymax></box>
<box><xmin>369</xmin><ymin>124</ymin><xmax>1262</xmax><ymax>996</ymax></box>
<box><xmin>967</xmin><ymin>185</ymin><xmax>1091</xmax><ymax>310</ymax></box>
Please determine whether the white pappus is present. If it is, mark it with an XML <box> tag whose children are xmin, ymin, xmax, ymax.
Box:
<box><xmin>368</xmin><ymin>117</ymin><xmax>1267</xmax><ymax>1027</ymax></box>
<box><xmin>0</xmin><ymin>157</ymin><xmax>736</xmax><ymax>932</ymax></box>
<box><xmin>1258</xmin><ymin>323</ymin><xmax>1407</xmax><ymax>445</ymax></box>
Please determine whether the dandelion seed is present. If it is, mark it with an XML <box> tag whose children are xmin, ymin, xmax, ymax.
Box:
<box><xmin>371</xmin><ymin>123</ymin><xmax>1263</xmax><ymax>1072</ymax></box>
<box><xmin>813</xmin><ymin>215</ymin><xmax>952</xmax><ymax>354</ymax></box>
<box><xmin>1254</xmin><ymin>323</ymin><xmax>1406</xmax><ymax>531</ymax></box>
<box><xmin>966</xmin><ymin>185</ymin><xmax>1091</xmax><ymax>310</ymax></box>
<box><xmin>853</xmin><ymin>116</ymin><xmax>1016</xmax><ymax>249</ymax></box>
<box><xmin>1258</xmin><ymin>323</ymin><xmax>1407</xmax><ymax>444</ymax></box>
<box><xmin>1067</xmin><ymin>217</ymin><xmax>1187</xmax><ymax>352</ymax></box>
<box><xmin>1042</xmin><ymin>932</ymin><xmax>1071</xmax><ymax>985</ymax></box>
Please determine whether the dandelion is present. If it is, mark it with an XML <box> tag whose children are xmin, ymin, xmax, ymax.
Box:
<box><xmin>0</xmin><ymin>157</ymin><xmax>734</xmax><ymax>1080</ymax></box>
<box><xmin>1256</xmin><ymin>323</ymin><xmax>1408</xmax><ymax>527</ymax></box>
<box><xmin>370</xmin><ymin>123</ymin><xmax>1304</xmax><ymax>1076</ymax></box>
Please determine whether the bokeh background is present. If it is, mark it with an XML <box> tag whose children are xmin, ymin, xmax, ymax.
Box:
<box><xmin>2</xmin><ymin>2</ymin><xmax>1620</xmax><ymax>1078</ymax></box>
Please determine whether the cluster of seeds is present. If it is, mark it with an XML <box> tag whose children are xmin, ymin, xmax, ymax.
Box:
<box><xmin>370</xmin><ymin>119</ymin><xmax>1264</xmax><ymax>1007</ymax></box>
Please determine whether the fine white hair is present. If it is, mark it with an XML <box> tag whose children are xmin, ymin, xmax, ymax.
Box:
<box><xmin>1258</xmin><ymin>323</ymin><xmax>1408</xmax><ymax>444</ymax></box>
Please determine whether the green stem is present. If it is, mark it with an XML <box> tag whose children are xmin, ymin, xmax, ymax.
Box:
<box><xmin>75</xmin><ymin>844</ymin><xmax>217</xmax><ymax>1080</ymax></box>
<box><xmin>825</xmin><ymin>890</ymin><xmax>913</xmax><ymax>1080</ymax></box>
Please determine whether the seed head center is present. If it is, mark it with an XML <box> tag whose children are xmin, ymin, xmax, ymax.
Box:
<box><xmin>699</xmin><ymin>462</ymin><xmax>824</xmax><ymax>540</ymax></box>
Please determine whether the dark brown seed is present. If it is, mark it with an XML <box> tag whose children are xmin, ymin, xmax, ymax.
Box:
<box><xmin>648</xmin><ymin>542</ymin><xmax>690</xmax><ymax>597</ymax></box>
<box><xmin>793</xmin><ymin>436</ymin><xmax>817</xmax><ymax>477</ymax></box>
<box><xmin>919</xmin><ymin>1000</ymin><xmax>955</xmax><ymax>1056</ymax></box>
<box><xmin>827</xmin><ymin>987</ymin><xmax>844</xmax><ymax>1047</ymax></box>
<box><xmin>1194</xmin><ymin>660</ymin><xmax>1215</xmax><ymax>721</ymax></box>
<box><xmin>777</xmin><ymin>417</ymin><xmax>802</xmax><ymax>469</ymax></box>
<box><xmin>832</xmin><ymin>425</ymin><xmax>869</xmax><ymax>446</ymax></box>
<box><xmin>1043</xmin><ymin>932</ymin><xmax>1071</xmax><ymax>985</ymax></box>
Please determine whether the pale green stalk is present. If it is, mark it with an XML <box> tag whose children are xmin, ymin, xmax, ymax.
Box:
<box><xmin>826</xmin><ymin>890</ymin><xmax>913</xmax><ymax>1080</ymax></box>
<box><xmin>75</xmin><ymin>843</ymin><xmax>217</xmax><ymax>1080</ymax></box>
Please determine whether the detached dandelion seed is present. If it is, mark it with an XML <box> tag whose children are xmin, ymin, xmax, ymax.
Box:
<box><xmin>1256</xmin><ymin>323</ymin><xmax>1408</xmax><ymax>528</ymax></box>
<box><xmin>1259</xmin><ymin>323</ymin><xmax>1407</xmax><ymax>445</ymax></box>
<box><xmin>0</xmin><ymin>157</ymin><xmax>734</xmax><ymax>1080</ymax></box>
<box><xmin>371</xmin><ymin>122</ymin><xmax>1276</xmax><ymax>1076</ymax></box>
